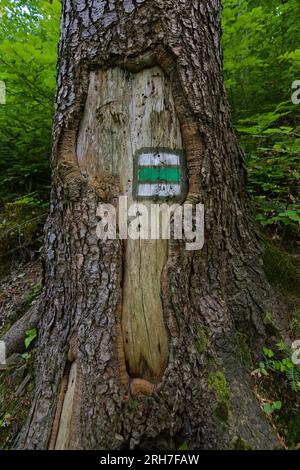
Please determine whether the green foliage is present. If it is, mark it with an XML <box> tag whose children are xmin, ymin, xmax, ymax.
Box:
<box><xmin>179</xmin><ymin>442</ymin><xmax>189</xmax><ymax>450</ymax></box>
<box><xmin>259</xmin><ymin>344</ymin><xmax>300</xmax><ymax>393</ymax></box>
<box><xmin>20</xmin><ymin>351</ymin><xmax>31</xmax><ymax>362</ymax></box>
<box><xmin>0</xmin><ymin>0</ymin><xmax>61</xmax><ymax>201</ymax></box>
<box><xmin>223</xmin><ymin>0</ymin><xmax>300</xmax><ymax>231</ymax></box>
<box><xmin>244</xmin><ymin>118</ymin><xmax>300</xmax><ymax>228</ymax></box>
<box><xmin>24</xmin><ymin>328</ymin><xmax>37</xmax><ymax>350</ymax></box>
<box><xmin>254</xmin><ymin>340</ymin><xmax>300</xmax><ymax>446</ymax></box>
<box><xmin>223</xmin><ymin>0</ymin><xmax>300</xmax><ymax>120</ymax></box>
<box><xmin>262</xmin><ymin>400</ymin><xmax>282</xmax><ymax>415</ymax></box>
<box><xmin>291</xmin><ymin>310</ymin><xmax>300</xmax><ymax>338</ymax></box>
<box><xmin>21</xmin><ymin>327</ymin><xmax>38</xmax><ymax>361</ymax></box>
<box><xmin>25</xmin><ymin>282</ymin><xmax>42</xmax><ymax>306</ymax></box>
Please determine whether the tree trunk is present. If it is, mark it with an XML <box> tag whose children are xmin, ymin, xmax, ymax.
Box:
<box><xmin>15</xmin><ymin>0</ymin><xmax>284</xmax><ymax>450</ymax></box>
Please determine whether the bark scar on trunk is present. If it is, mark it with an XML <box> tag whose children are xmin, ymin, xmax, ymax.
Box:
<box><xmin>116</xmin><ymin>259</ymin><xmax>157</xmax><ymax>398</ymax></box>
<box><xmin>48</xmin><ymin>335</ymin><xmax>80</xmax><ymax>450</ymax></box>
<box><xmin>48</xmin><ymin>360</ymin><xmax>71</xmax><ymax>450</ymax></box>
<box><xmin>54</xmin><ymin>46</ymin><xmax>206</xmax><ymax>395</ymax></box>
<box><xmin>67</xmin><ymin>334</ymin><xmax>78</xmax><ymax>363</ymax></box>
<box><xmin>121</xmin><ymin>48</ymin><xmax>206</xmax><ymax>340</ymax></box>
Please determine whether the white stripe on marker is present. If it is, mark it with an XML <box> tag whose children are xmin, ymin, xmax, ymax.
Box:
<box><xmin>138</xmin><ymin>184</ymin><xmax>181</xmax><ymax>197</ymax></box>
<box><xmin>138</xmin><ymin>152</ymin><xmax>180</xmax><ymax>167</ymax></box>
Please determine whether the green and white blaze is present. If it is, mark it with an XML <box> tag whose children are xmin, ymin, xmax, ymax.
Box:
<box><xmin>134</xmin><ymin>148</ymin><xmax>186</xmax><ymax>200</ymax></box>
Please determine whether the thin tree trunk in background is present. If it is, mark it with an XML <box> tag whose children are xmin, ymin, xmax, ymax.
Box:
<box><xmin>16</xmin><ymin>0</ymin><xmax>285</xmax><ymax>450</ymax></box>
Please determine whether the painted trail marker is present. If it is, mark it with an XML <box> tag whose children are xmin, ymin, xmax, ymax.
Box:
<box><xmin>133</xmin><ymin>148</ymin><xmax>187</xmax><ymax>201</ymax></box>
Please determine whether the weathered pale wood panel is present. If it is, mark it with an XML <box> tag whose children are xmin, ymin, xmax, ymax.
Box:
<box><xmin>55</xmin><ymin>362</ymin><xmax>77</xmax><ymax>450</ymax></box>
<box><xmin>77</xmin><ymin>66</ymin><xmax>183</xmax><ymax>381</ymax></box>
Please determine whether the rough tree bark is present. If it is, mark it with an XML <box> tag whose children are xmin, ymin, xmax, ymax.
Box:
<box><xmin>14</xmin><ymin>0</ymin><xmax>285</xmax><ymax>450</ymax></box>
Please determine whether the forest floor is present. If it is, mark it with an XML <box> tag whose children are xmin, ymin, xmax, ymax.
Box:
<box><xmin>0</xmin><ymin>257</ymin><xmax>40</xmax><ymax>449</ymax></box>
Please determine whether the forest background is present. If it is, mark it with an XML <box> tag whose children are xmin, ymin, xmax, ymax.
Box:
<box><xmin>0</xmin><ymin>0</ymin><xmax>299</xmax><ymax>449</ymax></box>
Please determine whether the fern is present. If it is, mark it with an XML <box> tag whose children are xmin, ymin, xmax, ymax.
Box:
<box><xmin>285</xmin><ymin>367</ymin><xmax>300</xmax><ymax>393</ymax></box>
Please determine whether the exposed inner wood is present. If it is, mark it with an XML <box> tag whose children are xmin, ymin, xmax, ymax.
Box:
<box><xmin>54</xmin><ymin>362</ymin><xmax>77</xmax><ymax>450</ymax></box>
<box><xmin>77</xmin><ymin>66</ymin><xmax>183</xmax><ymax>382</ymax></box>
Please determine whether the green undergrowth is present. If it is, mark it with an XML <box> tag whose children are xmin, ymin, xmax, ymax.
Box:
<box><xmin>254</xmin><ymin>239</ymin><xmax>300</xmax><ymax>448</ymax></box>
<box><xmin>253</xmin><ymin>348</ymin><xmax>300</xmax><ymax>449</ymax></box>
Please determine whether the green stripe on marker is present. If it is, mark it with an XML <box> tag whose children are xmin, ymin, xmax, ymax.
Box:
<box><xmin>138</xmin><ymin>167</ymin><xmax>180</xmax><ymax>183</ymax></box>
